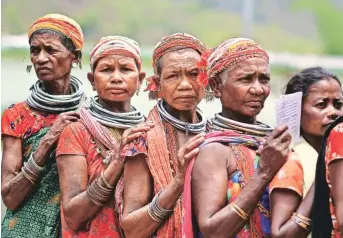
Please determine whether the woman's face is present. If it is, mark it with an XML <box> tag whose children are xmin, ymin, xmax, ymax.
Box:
<box><xmin>301</xmin><ymin>78</ymin><xmax>343</xmax><ymax>137</ymax></box>
<box><xmin>213</xmin><ymin>57</ymin><xmax>271</xmax><ymax>118</ymax></box>
<box><xmin>30</xmin><ymin>33</ymin><xmax>76</xmax><ymax>81</ymax></box>
<box><xmin>88</xmin><ymin>55</ymin><xmax>145</xmax><ymax>104</ymax></box>
<box><xmin>159</xmin><ymin>49</ymin><xmax>205</xmax><ymax>111</ymax></box>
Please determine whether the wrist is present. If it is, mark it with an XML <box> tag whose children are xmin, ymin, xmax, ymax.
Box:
<box><xmin>255</xmin><ymin>167</ymin><xmax>274</xmax><ymax>183</ymax></box>
<box><xmin>174</xmin><ymin>174</ymin><xmax>185</xmax><ymax>187</ymax></box>
<box><xmin>33</xmin><ymin>141</ymin><xmax>54</xmax><ymax>166</ymax></box>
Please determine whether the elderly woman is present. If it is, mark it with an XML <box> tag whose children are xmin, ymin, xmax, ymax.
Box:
<box><xmin>121</xmin><ymin>33</ymin><xmax>207</xmax><ymax>238</ymax></box>
<box><xmin>55</xmin><ymin>36</ymin><xmax>150</xmax><ymax>237</ymax></box>
<box><xmin>183</xmin><ymin>38</ymin><xmax>309</xmax><ymax>238</ymax></box>
<box><xmin>1</xmin><ymin>14</ymin><xmax>85</xmax><ymax>237</ymax></box>
<box><xmin>285</xmin><ymin>67</ymin><xmax>343</xmax><ymax>196</ymax></box>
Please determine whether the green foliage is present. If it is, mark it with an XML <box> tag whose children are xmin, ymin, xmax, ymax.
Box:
<box><xmin>292</xmin><ymin>0</ymin><xmax>343</xmax><ymax>55</ymax></box>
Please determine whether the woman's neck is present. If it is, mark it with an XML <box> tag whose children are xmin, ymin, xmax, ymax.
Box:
<box><xmin>302</xmin><ymin>132</ymin><xmax>322</xmax><ymax>153</ymax></box>
<box><xmin>98</xmin><ymin>98</ymin><xmax>131</xmax><ymax>113</ymax></box>
<box><xmin>165</xmin><ymin>103</ymin><xmax>198</xmax><ymax>123</ymax></box>
<box><xmin>42</xmin><ymin>74</ymin><xmax>72</xmax><ymax>95</ymax></box>
<box><xmin>221</xmin><ymin>107</ymin><xmax>256</xmax><ymax>124</ymax></box>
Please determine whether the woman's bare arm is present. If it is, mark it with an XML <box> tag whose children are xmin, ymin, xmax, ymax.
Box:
<box><xmin>121</xmin><ymin>154</ymin><xmax>184</xmax><ymax>238</ymax></box>
<box><xmin>57</xmin><ymin>154</ymin><xmax>123</xmax><ymax>231</ymax></box>
<box><xmin>1</xmin><ymin>112</ymin><xmax>79</xmax><ymax>211</ymax></box>
<box><xmin>192</xmin><ymin>125</ymin><xmax>291</xmax><ymax>237</ymax></box>
<box><xmin>122</xmin><ymin>133</ymin><xmax>205</xmax><ymax>238</ymax></box>
<box><xmin>270</xmin><ymin>185</ymin><xmax>313</xmax><ymax>238</ymax></box>
<box><xmin>192</xmin><ymin>143</ymin><xmax>273</xmax><ymax>237</ymax></box>
<box><xmin>1</xmin><ymin>135</ymin><xmax>54</xmax><ymax>210</ymax></box>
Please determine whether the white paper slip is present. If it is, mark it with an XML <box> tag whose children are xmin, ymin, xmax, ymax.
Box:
<box><xmin>275</xmin><ymin>92</ymin><xmax>303</xmax><ymax>144</ymax></box>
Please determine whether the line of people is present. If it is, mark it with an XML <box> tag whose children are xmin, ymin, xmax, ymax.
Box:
<box><xmin>1</xmin><ymin>13</ymin><xmax>343</xmax><ymax>238</ymax></box>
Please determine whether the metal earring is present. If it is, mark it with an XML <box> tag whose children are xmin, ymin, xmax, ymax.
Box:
<box><xmin>26</xmin><ymin>65</ymin><xmax>32</xmax><ymax>73</ymax></box>
<box><xmin>136</xmin><ymin>89</ymin><xmax>140</xmax><ymax>96</ymax></box>
<box><xmin>72</xmin><ymin>61</ymin><xmax>78</xmax><ymax>68</ymax></box>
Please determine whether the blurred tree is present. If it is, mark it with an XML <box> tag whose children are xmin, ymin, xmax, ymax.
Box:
<box><xmin>292</xmin><ymin>0</ymin><xmax>343</xmax><ymax>55</ymax></box>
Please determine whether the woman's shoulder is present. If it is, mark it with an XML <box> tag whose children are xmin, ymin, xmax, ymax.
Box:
<box><xmin>330</xmin><ymin>122</ymin><xmax>343</xmax><ymax>135</ymax></box>
<box><xmin>61</xmin><ymin>121</ymin><xmax>89</xmax><ymax>138</ymax></box>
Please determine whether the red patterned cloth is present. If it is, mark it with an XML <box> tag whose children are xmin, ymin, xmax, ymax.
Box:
<box><xmin>122</xmin><ymin>106</ymin><xmax>183</xmax><ymax>238</ymax></box>
<box><xmin>1</xmin><ymin>102</ymin><xmax>57</xmax><ymax>140</ymax></box>
<box><xmin>182</xmin><ymin>131</ymin><xmax>303</xmax><ymax>238</ymax></box>
<box><xmin>56</xmin><ymin>121</ymin><xmax>122</xmax><ymax>238</ymax></box>
<box><xmin>325</xmin><ymin>122</ymin><xmax>343</xmax><ymax>237</ymax></box>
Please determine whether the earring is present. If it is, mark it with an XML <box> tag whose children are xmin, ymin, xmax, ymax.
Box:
<box><xmin>136</xmin><ymin>89</ymin><xmax>140</xmax><ymax>96</ymax></box>
<box><xmin>26</xmin><ymin>65</ymin><xmax>32</xmax><ymax>73</ymax></box>
<box><xmin>72</xmin><ymin>61</ymin><xmax>78</xmax><ymax>68</ymax></box>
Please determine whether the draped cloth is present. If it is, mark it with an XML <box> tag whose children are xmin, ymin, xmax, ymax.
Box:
<box><xmin>146</xmin><ymin>107</ymin><xmax>183</xmax><ymax>237</ymax></box>
<box><xmin>80</xmin><ymin>108</ymin><xmax>124</xmax><ymax>215</ymax></box>
<box><xmin>182</xmin><ymin>131</ymin><xmax>304</xmax><ymax>238</ymax></box>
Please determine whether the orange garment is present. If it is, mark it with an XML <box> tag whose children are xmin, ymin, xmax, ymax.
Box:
<box><xmin>123</xmin><ymin>106</ymin><xmax>183</xmax><ymax>238</ymax></box>
<box><xmin>56</xmin><ymin>122</ymin><xmax>122</xmax><ymax>238</ymax></box>
<box><xmin>325</xmin><ymin>122</ymin><xmax>343</xmax><ymax>238</ymax></box>
<box><xmin>1</xmin><ymin>102</ymin><xmax>57</xmax><ymax>139</ymax></box>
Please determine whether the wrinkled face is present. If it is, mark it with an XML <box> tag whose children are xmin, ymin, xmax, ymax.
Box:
<box><xmin>159</xmin><ymin>50</ymin><xmax>205</xmax><ymax>111</ymax></box>
<box><xmin>213</xmin><ymin>57</ymin><xmax>271</xmax><ymax>117</ymax></box>
<box><xmin>301</xmin><ymin>78</ymin><xmax>343</xmax><ymax>137</ymax></box>
<box><xmin>88</xmin><ymin>55</ymin><xmax>144</xmax><ymax>103</ymax></box>
<box><xmin>30</xmin><ymin>33</ymin><xmax>76</xmax><ymax>81</ymax></box>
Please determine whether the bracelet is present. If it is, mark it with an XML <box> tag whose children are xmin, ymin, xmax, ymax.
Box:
<box><xmin>291</xmin><ymin>213</ymin><xmax>311</xmax><ymax>231</ymax></box>
<box><xmin>147</xmin><ymin>203</ymin><xmax>164</xmax><ymax>223</ymax></box>
<box><xmin>230</xmin><ymin>203</ymin><xmax>249</xmax><ymax>220</ymax></box>
<box><xmin>86</xmin><ymin>178</ymin><xmax>112</xmax><ymax>206</ymax></box>
<box><xmin>21</xmin><ymin>167</ymin><xmax>36</xmax><ymax>185</ymax></box>
<box><xmin>147</xmin><ymin>191</ymin><xmax>174</xmax><ymax>223</ymax></box>
<box><xmin>23</xmin><ymin>162</ymin><xmax>39</xmax><ymax>179</ymax></box>
<box><xmin>28</xmin><ymin>153</ymin><xmax>45</xmax><ymax>172</ymax></box>
<box><xmin>100</xmin><ymin>171</ymin><xmax>114</xmax><ymax>189</ymax></box>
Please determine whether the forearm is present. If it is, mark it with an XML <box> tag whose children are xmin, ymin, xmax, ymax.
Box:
<box><xmin>2</xmin><ymin>173</ymin><xmax>36</xmax><ymax>210</ymax></box>
<box><xmin>63</xmin><ymin>159</ymin><xmax>124</xmax><ymax>231</ymax></box>
<box><xmin>1</xmin><ymin>141</ymin><xmax>53</xmax><ymax>210</ymax></box>
<box><xmin>271</xmin><ymin>184</ymin><xmax>314</xmax><ymax>238</ymax></box>
<box><xmin>201</xmin><ymin>171</ymin><xmax>271</xmax><ymax>237</ymax></box>
<box><xmin>122</xmin><ymin>176</ymin><xmax>183</xmax><ymax>238</ymax></box>
<box><xmin>62</xmin><ymin>191</ymin><xmax>103</xmax><ymax>231</ymax></box>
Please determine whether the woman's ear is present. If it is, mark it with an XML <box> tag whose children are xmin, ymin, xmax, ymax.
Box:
<box><xmin>210</xmin><ymin>76</ymin><xmax>222</xmax><ymax>98</ymax></box>
<box><xmin>138</xmin><ymin>71</ymin><xmax>146</xmax><ymax>87</ymax></box>
<box><xmin>87</xmin><ymin>72</ymin><xmax>96</xmax><ymax>91</ymax></box>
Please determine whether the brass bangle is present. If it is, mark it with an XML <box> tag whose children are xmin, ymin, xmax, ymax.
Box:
<box><xmin>294</xmin><ymin>213</ymin><xmax>311</xmax><ymax>223</ymax></box>
<box><xmin>291</xmin><ymin>213</ymin><xmax>311</xmax><ymax>231</ymax></box>
<box><xmin>230</xmin><ymin>203</ymin><xmax>249</xmax><ymax>220</ymax></box>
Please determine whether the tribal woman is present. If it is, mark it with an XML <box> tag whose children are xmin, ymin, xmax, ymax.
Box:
<box><xmin>1</xmin><ymin>14</ymin><xmax>85</xmax><ymax>237</ymax></box>
<box><xmin>55</xmin><ymin>36</ymin><xmax>150</xmax><ymax>237</ymax></box>
<box><xmin>183</xmin><ymin>38</ymin><xmax>310</xmax><ymax>238</ymax></box>
<box><xmin>121</xmin><ymin>33</ymin><xmax>208</xmax><ymax>238</ymax></box>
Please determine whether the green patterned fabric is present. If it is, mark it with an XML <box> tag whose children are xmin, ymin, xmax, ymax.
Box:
<box><xmin>1</xmin><ymin>127</ymin><xmax>61</xmax><ymax>238</ymax></box>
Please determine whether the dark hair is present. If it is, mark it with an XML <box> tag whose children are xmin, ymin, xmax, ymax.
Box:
<box><xmin>29</xmin><ymin>29</ymin><xmax>82</xmax><ymax>60</ymax></box>
<box><xmin>312</xmin><ymin>116</ymin><xmax>343</xmax><ymax>237</ymax></box>
<box><xmin>285</xmin><ymin>67</ymin><xmax>341</xmax><ymax>98</ymax></box>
